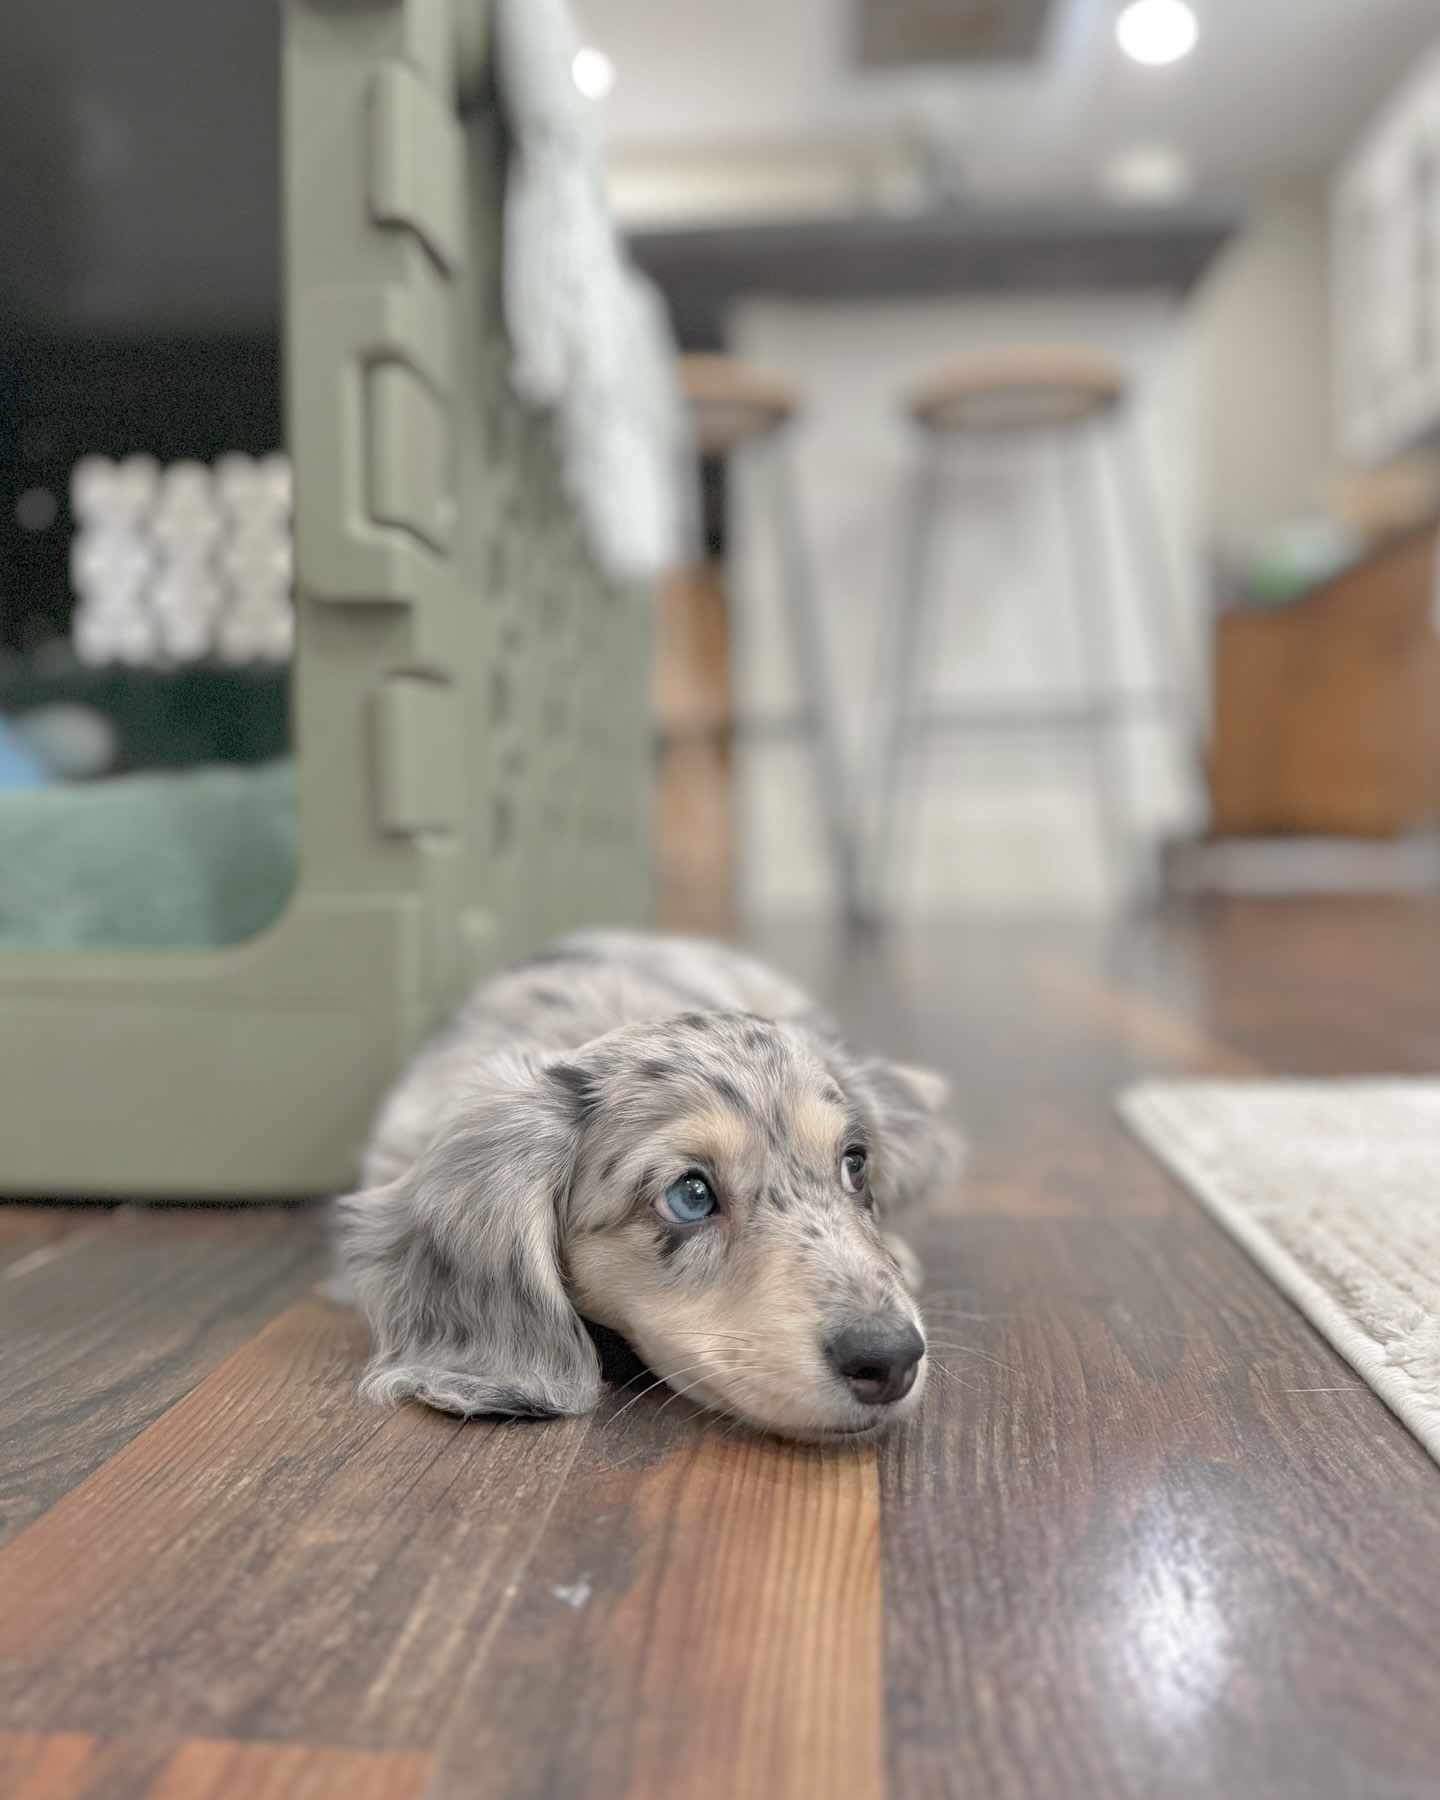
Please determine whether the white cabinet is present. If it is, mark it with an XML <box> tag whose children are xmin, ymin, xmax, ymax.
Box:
<box><xmin>1335</xmin><ymin>44</ymin><xmax>1440</xmax><ymax>464</ymax></box>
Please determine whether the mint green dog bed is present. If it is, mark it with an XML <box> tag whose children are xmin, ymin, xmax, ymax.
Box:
<box><xmin>0</xmin><ymin>761</ymin><xmax>297</xmax><ymax>951</ymax></box>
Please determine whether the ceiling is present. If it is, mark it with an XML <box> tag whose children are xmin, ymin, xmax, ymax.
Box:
<box><xmin>574</xmin><ymin>0</ymin><xmax>1440</xmax><ymax>212</ymax></box>
<box><xmin>2</xmin><ymin>0</ymin><xmax>1435</xmax><ymax>335</ymax></box>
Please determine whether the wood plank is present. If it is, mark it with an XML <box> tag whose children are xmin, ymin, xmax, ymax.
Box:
<box><xmin>429</xmin><ymin>1413</ymin><xmax>884</xmax><ymax>1800</ymax></box>
<box><xmin>837</xmin><ymin>913</ymin><xmax>1440</xmax><ymax>1798</ymax></box>
<box><xmin>0</xmin><ymin>1733</ymin><xmax>101</xmax><ymax>1800</ymax></box>
<box><xmin>0</xmin><ymin>1298</ymin><xmax>591</xmax><ymax>1749</ymax></box>
<box><xmin>0</xmin><ymin>1732</ymin><xmax>175</xmax><ymax>1800</ymax></box>
<box><xmin>0</xmin><ymin>1290</ymin><xmax>883</xmax><ymax>1797</ymax></box>
<box><xmin>0</xmin><ymin>1733</ymin><xmax>430</xmax><ymax>1800</ymax></box>
<box><xmin>149</xmin><ymin>1739</ymin><xmax>431</xmax><ymax>1800</ymax></box>
<box><xmin>0</xmin><ymin>1204</ymin><xmax>109</xmax><ymax>1276</ymax></box>
<box><xmin>0</xmin><ymin>1206</ymin><xmax>325</xmax><ymax>1547</ymax></box>
<box><xmin>881</xmin><ymin>1212</ymin><xmax>1440</xmax><ymax>1799</ymax></box>
<box><xmin>1116</xmin><ymin>899</ymin><xmax>1440</xmax><ymax>1075</ymax></box>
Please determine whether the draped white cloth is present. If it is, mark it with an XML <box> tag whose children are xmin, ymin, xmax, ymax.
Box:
<box><xmin>493</xmin><ymin>0</ymin><xmax>690</xmax><ymax>584</ymax></box>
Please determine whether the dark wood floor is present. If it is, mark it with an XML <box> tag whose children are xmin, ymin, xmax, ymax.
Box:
<box><xmin>3</xmin><ymin>898</ymin><xmax>1440</xmax><ymax>1800</ymax></box>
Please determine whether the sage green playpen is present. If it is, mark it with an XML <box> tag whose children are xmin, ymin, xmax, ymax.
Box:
<box><xmin>0</xmin><ymin>0</ymin><xmax>653</xmax><ymax>1196</ymax></box>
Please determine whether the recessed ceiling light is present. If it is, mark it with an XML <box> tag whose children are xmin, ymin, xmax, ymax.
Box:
<box><xmin>1103</xmin><ymin>145</ymin><xmax>1194</xmax><ymax>204</ymax></box>
<box><xmin>571</xmin><ymin>46</ymin><xmax>616</xmax><ymax>101</ymax></box>
<box><xmin>1116</xmin><ymin>0</ymin><xmax>1199</xmax><ymax>67</ymax></box>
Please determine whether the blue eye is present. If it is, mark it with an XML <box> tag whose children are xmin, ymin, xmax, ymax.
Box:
<box><xmin>661</xmin><ymin>1173</ymin><xmax>718</xmax><ymax>1225</ymax></box>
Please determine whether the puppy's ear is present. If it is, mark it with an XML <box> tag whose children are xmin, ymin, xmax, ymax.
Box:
<box><xmin>854</xmin><ymin>1055</ymin><xmax>964</xmax><ymax>1218</ymax></box>
<box><xmin>877</xmin><ymin>1060</ymin><xmax>951</xmax><ymax>1115</ymax></box>
<box><xmin>334</xmin><ymin>1054</ymin><xmax>600</xmax><ymax>1419</ymax></box>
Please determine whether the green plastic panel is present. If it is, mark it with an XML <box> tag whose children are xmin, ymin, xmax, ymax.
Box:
<box><xmin>0</xmin><ymin>0</ymin><xmax>653</xmax><ymax>1198</ymax></box>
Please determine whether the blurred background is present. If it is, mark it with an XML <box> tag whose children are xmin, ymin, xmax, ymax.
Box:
<box><xmin>3</xmin><ymin>0</ymin><xmax>1440</xmax><ymax>947</ymax></box>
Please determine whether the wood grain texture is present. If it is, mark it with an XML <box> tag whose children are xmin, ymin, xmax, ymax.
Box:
<box><xmin>0</xmin><ymin>1206</ymin><xmax>110</xmax><ymax>1276</ymax></box>
<box><xmin>0</xmin><ymin>1298</ymin><xmax>591</xmax><ymax>1747</ymax></box>
<box><xmin>0</xmin><ymin>1733</ymin><xmax>429</xmax><ymax>1800</ymax></box>
<box><xmin>149</xmin><ymin>1740</ymin><xmax>430</xmax><ymax>1800</ymax></box>
<box><xmin>1116</xmin><ymin>899</ymin><xmax>1440</xmax><ymax>1077</ymax></box>
<box><xmin>1209</xmin><ymin>527</ymin><xmax>1440</xmax><ymax>837</ymax></box>
<box><xmin>430</xmin><ymin>1410</ymin><xmax>883</xmax><ymax>1800</ymax></box>
<box><xmin>0</xmin><ymin>1206</ymin><xmax>325</xmax><ymax>1546</ymax></box>
<box><xmin>0</xmin><ymin>1298</ymin><xmax>883</xmax><ymax>1798</ymax></box>
<box><xmin>747</xmin><ymin>912</ymin><xmax>1440</xmax><ymax>1800</ymax></box>
<box><xmin>883</xmin><ymin>1216</ymin><xmax>1440</xmax><ymax>1799</ymax></box>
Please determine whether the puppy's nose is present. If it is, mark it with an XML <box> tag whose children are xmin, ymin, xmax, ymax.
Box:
<box><xmin>825</xmin><ymin>1319</ymin><xmax>925</xmax><ymax>1406</ymax></box>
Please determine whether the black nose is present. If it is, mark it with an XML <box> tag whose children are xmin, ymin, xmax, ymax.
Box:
<box><xmin>825</xmin><ymin>1319</ymin><xmax>925</xmax><ymax>1407</ymax></box>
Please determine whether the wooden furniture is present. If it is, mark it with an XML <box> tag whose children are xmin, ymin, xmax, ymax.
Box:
<box><xmin>1210</xmin><ymin>523</ymin><xmax>1440</xmax><ymax>837</ymax></box>
<box><xmin>907</xmin><ymin>343</ymin><xmax>1127</xmax><ymax>432</ymax></box>
<box><xmin>677</xmin><ymin>354</ymin><xmax>799</xmax><ymax>454</ymax></box>
<box><xmin>5</xmin><ymin>902</ymin><xmax>1440</xmax><ymax>1797</ymax></box>
<box><xmin>653</xmin><ymin>561</ymin><xmax>735</xmax><ymax>934</ymax></box>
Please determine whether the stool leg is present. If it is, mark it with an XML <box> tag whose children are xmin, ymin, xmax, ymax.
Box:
<box><xmin>762</xmin><ymin>434</ymin><xmax>866</xmax><ymax>929</ymax></box>
<box><xmin>867</xmin><ymin>440</ymin><xmax>944</xmax><ymax>923</ymax></box>
<box><xmin>1102</xmin><ymin>412</ymin><xmax>1209</xmax><ymax>785</ymax></box>
<box><xmin>1053</xmin><ymin>427</ymin><xmax>1137</xmax><ymax>904</ymax></box>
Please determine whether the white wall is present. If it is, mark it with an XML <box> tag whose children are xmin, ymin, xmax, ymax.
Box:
<box><xmin>1187</xmin><ymin>179</ymin><xmax>1335</xmax><ymax>550</ymax></box>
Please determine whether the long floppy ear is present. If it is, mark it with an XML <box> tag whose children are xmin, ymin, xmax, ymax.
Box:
<box><xmin>853</xmin><ymin>1055</ymin><xmax>964</xmax><ymax>1218</ymax></box>
<box><xmin>334</xmin><ymin>1054</ymin><xmax>601</xmax><ymax>1419</ymax></box>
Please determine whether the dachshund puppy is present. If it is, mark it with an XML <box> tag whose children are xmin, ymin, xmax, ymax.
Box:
<box><xmin>335</xmin><ymin>931</ymin><xmax>959</xmax><ymax>1441</ymax></box>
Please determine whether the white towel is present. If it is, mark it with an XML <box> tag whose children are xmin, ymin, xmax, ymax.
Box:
<box><xmin>493</xmin><ymin>0</ymin><xmax>691</xmax><ymax>585</ymax></box>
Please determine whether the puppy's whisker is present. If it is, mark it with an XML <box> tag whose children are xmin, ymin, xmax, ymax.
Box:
<box><xmin>654</xmin><ymin>1369</ymin><xmax>734</xmax><ymax>1419</ymax></box>
<box><xmin>658</xmin><ymin>1360</ymin><xmax>781</xmax><ymax>1418</ymax></box>
<box><xmin>607</xmin><ymin>1355</ymin><xmax>773</xmax><ymax>1430</ymax></box>
<box><xmin>922</xmin><ymin>1315</ymin><xmax>1013</xmax><ymax>1329</ymax></box>
<box><xmin>668</xmin><ymin>1329</ymin><xmax>762</xmax><ymax>1346</ymax></box>
<box><xmin>925</xmin><ymin>1359</ymin><xmax>983</xmax><ymax>1396</ymax></box>
<box><xmin>610</xmin><ymin>1364</ymin><xmax>669</xmax><ymax>1396</ymax></box>
<box><xmin>922</xmin><ymin>1342</ymin><xmax>1021</xmax><ymax>1375</ymax></box>
<box><xmin>921</xmin><ymin>1296</ymin><xmax>1010</xmax><ymax>1314</ymax></box>
<box><xmin>606</xmin><ymin>1360</ymin><xmax>719</xmax><ymax>1427</ymax></box>
<box><xmin>923</xmin><ymin>1314</ymin><xmax>1010</xmax><ymax>1326</ymax></box>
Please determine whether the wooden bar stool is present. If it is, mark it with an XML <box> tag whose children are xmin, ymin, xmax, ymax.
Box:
<box><xmin>680</xmin><ymin>353</ymin><xmax>865</xmax><ymax>925</ymax></box>
<box><xmin>869</xmin><ymin>343</ymin><xmax>1203</xmax><ymax>913</ymax></box>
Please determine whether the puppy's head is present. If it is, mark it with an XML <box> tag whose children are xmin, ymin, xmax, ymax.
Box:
<box><xmin>337</xmin><ymin>1013</ymin><xmax>957</xmax><ymax>1441</ymax></box>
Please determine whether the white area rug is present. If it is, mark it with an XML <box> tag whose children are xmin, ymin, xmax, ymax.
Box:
<box><xmin>1121</xmin><ymin>1081</ymin><xmax>1440</xmax><ymax>1466</ymax></box>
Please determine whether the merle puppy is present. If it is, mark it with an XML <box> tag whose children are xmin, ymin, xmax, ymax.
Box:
<box><xmin>335</xmin><ymin>931</ymin><xmax>959</xmax><ymax>1441</ymax></box>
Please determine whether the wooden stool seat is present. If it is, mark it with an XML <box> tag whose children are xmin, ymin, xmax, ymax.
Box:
<box><xmin>680</xmin><ymin>354</ymin><xmax>801</xmax><ymax>455</ymax></box>
<box><xmin>908</xmin><ymin>345</ymin><xmax>1127</xmax><ymax>433</ymax></box>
